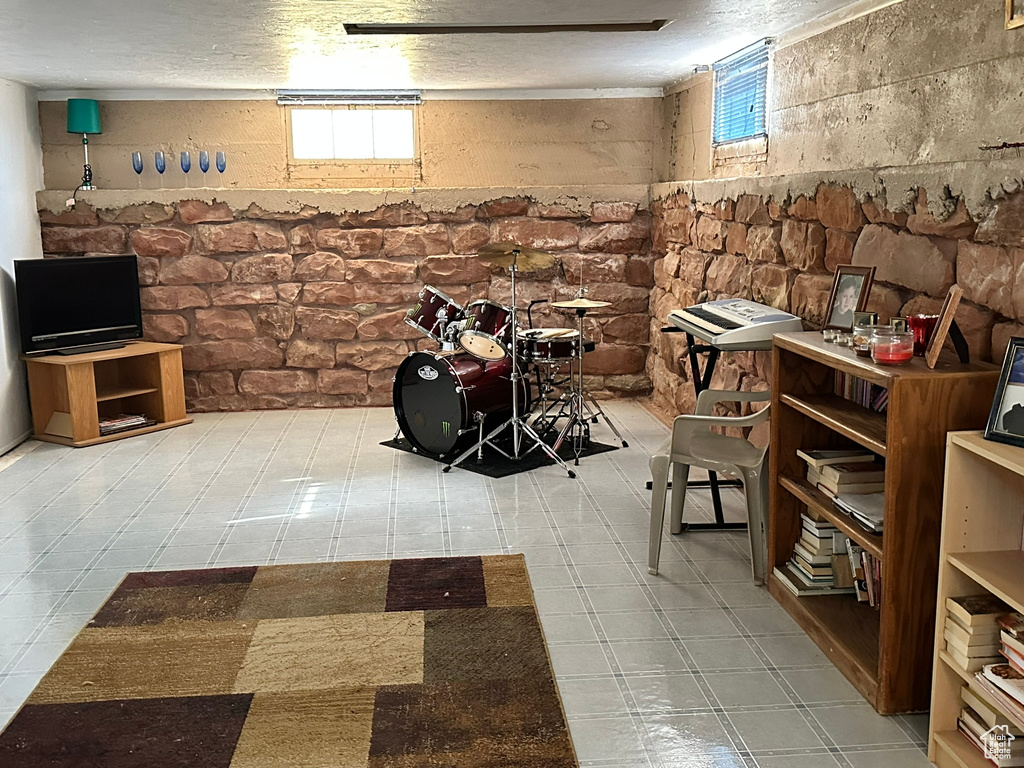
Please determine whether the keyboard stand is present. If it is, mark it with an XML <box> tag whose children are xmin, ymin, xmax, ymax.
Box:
<box><xmin>647</xmin><ymin>327</ymin><xmax>769</xmax><ymax>533</ymax></box>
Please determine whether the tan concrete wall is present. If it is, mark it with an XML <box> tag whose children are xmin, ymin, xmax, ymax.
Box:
<box><xmin>656</xmin><ymin>74</ymin><xmax>713</xmax><ymax>183</ymax></box>
<box><xmin>40</xmin><ymin>98</ymin><xmax>657</xmax><ymax>191</ymax></box>
<box><xmin>656</xmin><ymin>0</ymin><xmax>1024</xmax><ymax>195</ymax></box>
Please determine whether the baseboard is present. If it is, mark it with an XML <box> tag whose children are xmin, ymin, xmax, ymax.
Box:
<box><xmin>0</xmin><ymin>431</ymin><xmax>36</xmax><ymax>471</ymax></box>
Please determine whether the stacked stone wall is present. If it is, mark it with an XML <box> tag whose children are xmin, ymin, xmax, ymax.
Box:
<box><xmin>38</xmin><ymin>197</ymin><xmax>653</xmax><ymax>412</ymax></box>
<box><xmin>649</xmin><ymin>185</ymin><xmax>1024</xmax><ymax>425</ymax></box>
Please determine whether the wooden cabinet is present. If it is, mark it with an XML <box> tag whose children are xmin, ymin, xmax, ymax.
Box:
<box><xmin>769</xmin><ymin>331</ymin><xmax>998</xmax><ymax>714</ymax></box>
<box><xmin>23</xmin><ymin>342</ymin><xmax>192</xmax><ymax>447</ymax></box>
<box><xmin>929</xmin><ymin>431</ymin><xmax>1024</xmax><ymax>766</ymax></box>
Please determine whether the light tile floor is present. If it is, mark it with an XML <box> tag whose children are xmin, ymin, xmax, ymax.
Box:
<box><xmin>0</xmin><ymin>401</ymin><xmax>932</xmax><ymax>767</ymax></box>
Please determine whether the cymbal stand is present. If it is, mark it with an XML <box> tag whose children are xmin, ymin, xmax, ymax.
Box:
<box><xmin>552</xmin><ymin>306</ymin><xmax>630</xmax><ymax>463</ymax></box>
<box><xmin>444</xmin><ymin>252</ymin><xmax>576</xmax><ymax>479</ymax></box>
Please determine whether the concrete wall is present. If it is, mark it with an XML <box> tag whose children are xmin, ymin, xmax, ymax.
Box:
<box><xmin>657</xmin><ymin>0</ymin><xmax>1024</xmax><ymax>196</ymax></box>
<box><xmin>40</xmin><ymin>98</ymin><xmax>657</xmax><ymax>191</ymax></box>
<box><xmin>0</xmin><ymin>78</ymin><xmax>44</xmax><ymax>453</ymax></box>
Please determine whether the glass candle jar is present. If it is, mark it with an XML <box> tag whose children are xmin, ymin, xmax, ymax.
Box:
<box><xmin>853</xmin><ymin>324</ymin><xmax>889</xmax><ymax>357</ymax></box>
<box><xmin>870</xmin><ymin>329</ymin><xmax>914</xmax><ymax>365</ymax></box>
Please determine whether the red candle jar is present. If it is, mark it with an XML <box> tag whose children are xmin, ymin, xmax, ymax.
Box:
<box><xmin>907</xmin><ymin>314</ymin><xmax>940</xmax><ymax>356</ymax></box>
<box><xmin>870</xmin><ymin>330</ymin><xmax>914</xmax><ymax>365</ymax></box>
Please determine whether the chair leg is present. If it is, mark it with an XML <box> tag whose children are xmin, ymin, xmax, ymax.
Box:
<box><xmin>669</xmin><ymin>461</ymin><xmax>691</xmax><ymax>535</ymax></box>
<box><xmin>648</xmin><ymin>455</ymin><xmax>671</xmax><ymax>575</ymax></box>
<box><xmin>742</xmin><ymin>465</ymin><xmax>769</xmax><ymax>586</ymax></box>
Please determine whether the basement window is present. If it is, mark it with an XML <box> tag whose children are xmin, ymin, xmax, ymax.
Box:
<box><xmin>289</xmin><ymin>106</ymin><xmax>416</xmax><ymax>161</ymax></box>
<box><xmin>712</xmin><ymin>40</ymin><xmax>771</xmax><ymax>146</ymax></box>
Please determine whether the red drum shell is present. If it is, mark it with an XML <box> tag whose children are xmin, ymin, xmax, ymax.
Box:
<box><xmin>393</xmin><ymin>351</ymin><xmax>531</xmax><ymax>457</ymax></box>
<box><xmin>459</xmin><ymin>300</ymin><xmax>514</xmax><ymax>360</ymax></box>
<box><xmin>406</xmin><ymin>285</ymin><xmax>465</xmax><ymax>341</ymax></box>
<box><xmin>517</xmin><ymin>329</ymin><xmax>580</xmax><ymax>362</ymax></box>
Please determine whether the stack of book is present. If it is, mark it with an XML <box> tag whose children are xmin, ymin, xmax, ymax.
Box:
<box><xmin>797</xmin><ymin>450</ymin><xmax>885</xmax><ymax>509</ymax></box>
<box><xmin>958</xmin><ymin>683</ymin><xmax>1024</xmax><ymax>766</ymax></box>
<box><xmin>975</xmin><ymin>664</ymin><xmax>1024</xmax><ymax>740</ymax></box>
<box><xmin>810</xmin><ymin>460</ymin><xmax>886</xmax><ymax>500</ymax></box>
<box><xmin>834</xmin><ymin>492</ymin><xmax>886</xmax><ymax>534</ymax></box>
<box><xmin>1001</xmin><ymin>612</ymin><xmax>1024</xmax><ymax>674</ymax></box>
<box><xmin>944</xmin><ymin>595</ymin><xmax>1011</xmax><ymax>672</ymax></box>
<box><xmin>773</xmin><ymin>513</ymin><xmax>856</xmax><ymax>596</ymax></box>
<box><xmin>98</xmin><ymin>413</ymin><xmax>156</xmax><ymax>436</ymax></box>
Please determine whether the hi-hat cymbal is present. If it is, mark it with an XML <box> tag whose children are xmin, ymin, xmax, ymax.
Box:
<box><xmin>478</xmin><ymin>241</ymin><xmax>556</xmax><ymax>272</ymax></box>
<box><xmin>550</xmin><ymin>297</ymin><xmax>612</xmax><ymax>310</ymax></box>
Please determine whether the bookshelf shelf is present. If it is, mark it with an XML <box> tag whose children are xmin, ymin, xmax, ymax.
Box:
<box><xmin>933</xmin><ymin>730</ymin><xmax>990</xmax><ymax>768</ymax></box>
<box><xmin>770</xmin><ymin>332</ymin><xmax>998</xmax><ymax>714</ymax></box>
<box><xmin>95</xmin><ymin>385</ymin><xmax>160</xmax><ymax>402</ymax></box>
<box><xmin>929</xmin><ymin>431</ymin><xmax>1024</xmax><ymax>765</ymax></box>
<box><xmin>778</xmin><ymin>474</ymin><xmax>885</xmax><ymax>560</ymax></box>
<box><xmin>947</xmin><ymin>551</ymin><xmax>1024</xmax><ymax>614</ymax></box>
<box><xmin>768</xmin><ymin>579</ymin><xmax>880</xmax><ymax>701</ymax></box>
<box><xmin>780</xmin><ymin>393</ymin><xmax>888</xmax><ymax>456</ymax></box>
<box><xmin>938</xmin><ymin>650</ymin><xmax>975</xmax><ymax>687</ymax></box>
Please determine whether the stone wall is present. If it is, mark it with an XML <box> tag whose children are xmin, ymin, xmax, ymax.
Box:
<box><xmin>38</xmin><ymin>197</ymin><xmax>653</xmax><ymax>412</ymax></box>
<box><xmin>648</xmin><ymin>183</ymin><xmax>1024</xmax><ymax>422</ymax></box>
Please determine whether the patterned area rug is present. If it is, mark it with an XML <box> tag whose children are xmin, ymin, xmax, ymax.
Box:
<box><xmin>0</xmin><ymin>555</ymin><xmax>577</xmax><ymax>768</ymax></box>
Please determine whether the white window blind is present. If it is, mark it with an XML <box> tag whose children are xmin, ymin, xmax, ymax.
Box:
<box><xmin>290</xmin><ymin>107</ymin><xmax>415</xmax><ymax>161</ymax></box>
<box><xmin>713</xmin><ymin>40</ymin><xmax>771</xmax><ymax>145</ymax></box>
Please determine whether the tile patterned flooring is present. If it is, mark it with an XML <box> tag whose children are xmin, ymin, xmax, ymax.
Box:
<box><xmin>0</xmin><ymin>402</ymin><xmax>932</xmax><ymax>767</ymax></box>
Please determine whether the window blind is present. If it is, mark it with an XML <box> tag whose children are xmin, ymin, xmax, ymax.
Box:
<box><xmin>713</xmin><ymin>40</ymin><xmax>770</xmax><ymax>145</ymax></box>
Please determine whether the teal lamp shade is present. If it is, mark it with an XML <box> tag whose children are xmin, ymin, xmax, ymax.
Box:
<box><xmin>66</xmin><ymin>99</ymin><xmax>102</xmax><ymax>134</ymax></box>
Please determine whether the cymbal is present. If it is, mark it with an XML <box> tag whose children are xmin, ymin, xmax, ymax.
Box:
<box><xmin>478</xmin><ymin>241</ymin><xmax>556</xmax><ymax>272</ymax></box>
<box><xmin>550</xmin><ymin>298</ymin><xmax>612</xmax><ymax>310</ymax></box>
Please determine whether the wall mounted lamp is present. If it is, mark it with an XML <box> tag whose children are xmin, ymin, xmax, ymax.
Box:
<box><xmin>66</xmin><ymin>98</ymin><xmax>102</xmax><ymax>190</ymax></box>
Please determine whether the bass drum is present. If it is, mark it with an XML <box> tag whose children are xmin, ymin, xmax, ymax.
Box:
<box><xmin>394</xmin><ymin>351</ymin><xmax>531</xmax><ymax>458</ymax></box>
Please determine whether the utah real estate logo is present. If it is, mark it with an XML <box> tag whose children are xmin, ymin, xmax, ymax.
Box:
<box><xmin>983</xmin><ymin>724</ymin><xmax>1015</xmax><ymax>762</ymax></box>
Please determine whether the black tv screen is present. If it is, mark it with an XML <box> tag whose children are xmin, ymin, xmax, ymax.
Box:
<box><xmin>15</xmin><ymin>255</ymin><xmax>143</xmax><ymax>355</ymax></box>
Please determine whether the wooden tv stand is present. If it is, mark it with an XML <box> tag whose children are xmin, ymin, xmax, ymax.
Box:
<box><xmin>23</xmin><ymin>341</ymin><xmax>192</xmax><ymax>447</ymax></box>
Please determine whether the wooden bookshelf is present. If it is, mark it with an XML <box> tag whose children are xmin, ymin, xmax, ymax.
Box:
<box><xmin>769</xmin><ymin>332</ymin><xmax>998</xmax><ymax>714</ymax></box>
<box><xmin>929</xmin><ymin>431</ymin><xmax>1024</xmax><ymax>765</ymax></box>
<box><xmin>23</xmin><ymin>341</ymin><xmax>192</xmax><ymax>447</ymax></box>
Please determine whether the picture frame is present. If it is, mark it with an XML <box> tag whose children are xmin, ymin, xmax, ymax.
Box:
<box><xmin>853</xmin><ymin>311</ymin><xmax>878</xmax><ymax>327</ymax></box>
<box><xmin>1008</xmin><ymin>0</ymin><xmax>1024</xmax><ymax>30</ymax></box>
<box><xmin>925</xmin><ymin>284</ymin><xmax>963</xmax><ymax>369</ymax></box>
<box><xmin>984</xmin><ymin>336</ymin><xmax>1024</xmax><ymax>448</ymax></box>
<box><xmin>822</xmin><ymin>266</ymin><xmax>875</xmax><ymax>332</ymax></box>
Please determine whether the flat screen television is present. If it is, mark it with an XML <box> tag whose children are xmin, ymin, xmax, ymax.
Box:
<box><xmin>15</xmin><ymin>255</ymin><xmax>143</xmax><ymax>355</ymax></box>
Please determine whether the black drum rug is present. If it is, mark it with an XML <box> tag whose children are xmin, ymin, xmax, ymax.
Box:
<box><xmin>0</xmin><ymin>555</ymin><xmax>577</xmax><ymax>768</ymax></box>
<box><xmin>382</xmin><ymin>436</ymin><xmax>618</xmax><ymax>477</ymax></box>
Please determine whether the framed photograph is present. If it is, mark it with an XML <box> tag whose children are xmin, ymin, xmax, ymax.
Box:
<box><xmin>925</xmin><ymin>284</ymin><xmax>964</xmax><ymax>369</ymax></box>
<box><xmin>853</xmin><ymin>311</ymin><xmax>878</xmax><ymax>327</ymax></box>
<box><xmin>823</xmin><ymin>266</ymin><xmax>875</xmax><ymax>332</ymax></box>
<box><xmin>985</xmin><ymin>337</ymin><xmax>1024</xmax><ymax>447</ymax></box>
<box><xmin>1008</xmin><ymin>0</ymin><xmax>1024</xmax><ymax>30</ymax></box>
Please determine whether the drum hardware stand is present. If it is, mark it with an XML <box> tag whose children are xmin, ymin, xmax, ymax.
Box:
<box><xmin>551</xmin><ymin>303</ymin><xmax>630</xmax><ymax>463</ymax></box>
<box><xmin>444</xmin><ymin>252</ymin><xmax>576</xmax><ymax>479</ymax></box>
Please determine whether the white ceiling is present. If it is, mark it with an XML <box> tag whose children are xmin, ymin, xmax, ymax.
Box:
<box><xmin>4</xmin><ymin>0</ymin><xmax>864</xmax><ymax>92</ymax></box>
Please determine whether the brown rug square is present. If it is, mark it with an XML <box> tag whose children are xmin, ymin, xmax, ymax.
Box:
<box><xmin>0</xmin><ymin>554</ymin><xmax>577</xmax><ymax>768</ymax></box>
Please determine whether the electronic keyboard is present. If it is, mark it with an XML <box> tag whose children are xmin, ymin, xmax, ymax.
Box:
<box><xmin>668</xmin><ymin>299</ymin><xmax>804</xmax><ymax>350</ymax></box>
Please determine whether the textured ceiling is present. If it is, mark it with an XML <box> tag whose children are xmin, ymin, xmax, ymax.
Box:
<box><xmin>3</xmin><ymin>0</ymin><xmax>860</xmax><ymax>91</ymax></box>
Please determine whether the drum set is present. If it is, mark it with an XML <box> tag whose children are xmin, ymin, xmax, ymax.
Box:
<box><xmin>392</xmin><ymin>241</ymin><xmax>629</xmax><ymax>478</ymax></box>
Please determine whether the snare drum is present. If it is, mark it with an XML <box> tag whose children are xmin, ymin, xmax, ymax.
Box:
<box><xmin>406</xmin><ymin>286</ymin><xmax>465</xmax><ymax>341</ymax></box>
<box><xmin>458</xmin><ymin>300</ymin><xmax>514</xmax><ymax>361</ymax></box>
<box><xmin>517</xmin><ymin>328</ymin><xmax>581</xmax><ymax>363</ymax></box>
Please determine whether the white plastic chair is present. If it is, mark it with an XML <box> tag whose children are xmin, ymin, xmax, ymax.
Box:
<box><xmin>648</xmin><ymin>390</ymin><xmax>771</xmax><ymax>584</ymax></box>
